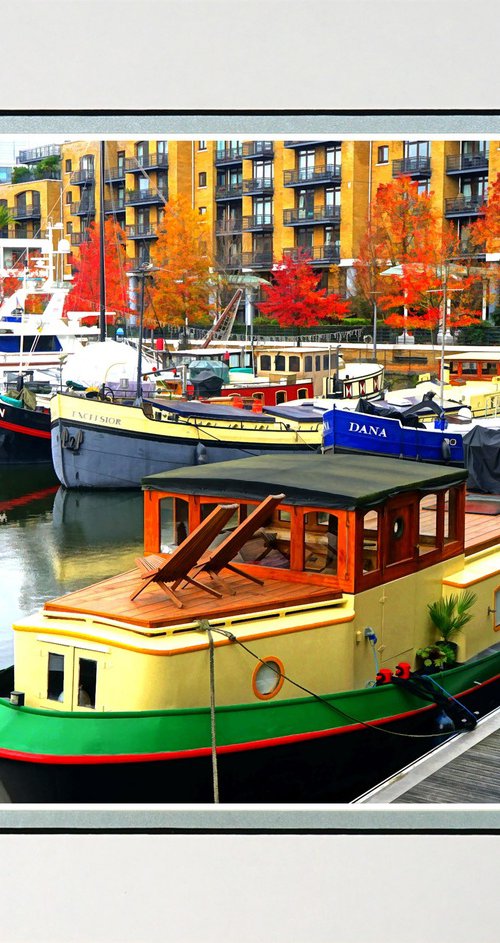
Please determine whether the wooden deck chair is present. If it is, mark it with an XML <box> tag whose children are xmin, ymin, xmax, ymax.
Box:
<box><xmin>190</xmin><ymin>493</ymin><xmax>285</xmax><ymax>591</ymax></box>
<box><xmin>130</xmin><ymin>503</ymin><xmax>238</xmax><ymax>608</ymax></box>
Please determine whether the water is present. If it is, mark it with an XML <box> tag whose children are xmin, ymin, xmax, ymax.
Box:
<box><xmin>0</xmin><ymin>465</ymin><xmax>144</xmax><ymax>669</ymax></box>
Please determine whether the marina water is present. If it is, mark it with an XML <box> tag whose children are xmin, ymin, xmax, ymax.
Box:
<box><xmin>0</xmin><ymin>465</ymin><xmax>143</xmax><ymax>669</ymax></box>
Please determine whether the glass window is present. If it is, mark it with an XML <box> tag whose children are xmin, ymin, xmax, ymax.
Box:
<box><xmin>198</xmin><ymin>141</ymin><xmax>207</xmax><ymax>150</ymax></box>
<box><xmin>47</xmin><ymin>653</ymin><xmax>64</xmax><ymax>701</ymax></box>
<box><xmin>66</xmin><ymin>191</ymin><xmax>73</xmax><ymax>204</ymax></box>
<box><xmin>304</xmin><ymin>356</ymin><xmax>313</xmax><ymax>371</ymax></box>
<box><xmin>198</xmin><ymin>171</ymin><xmax>207</xmax><ymax>187</ymax></box>
<box><xmin>419</xmin><ymin>495</ymin><xmax>437</xmax><ymax>555</ymax></box>
<box><xmin>253</xmin><ymin>658</ymin><xmax>284</xmax><ymax>699</ymax></box>
<box><xmin>304</xmin><ymin>512</ymin><xmax>338</xmax><ymax>575</ymax></box>
<box><xmin>444</xmin><ymin>488</ymin><xmax>458</xmax><ymax>545</ymax></box>
<box><xmin>260</xmin><ymin>355</ymin><xmax>271</xmax><ymax>370</ymax></box>
<box><xmin>232</xmin><ymin>503</ymin><xmax>290</xmax><ymax>569</ymax></box>
<box><xmin>315</xmin><ymin>355</ymin><xmax>321</xmax><ymax>371</ymax></box>
<box><xmin>297</xmin><ymin>387</ymin><xmax>308</xmax><ymax>399</ymax></box>
<box><xmin>199</xmin><ymin>206</ymin><xmax>207</xmax><ymax>215</ymax></box>
<box><xmin>494</xmin><ymin>588</ymin><xmax>500</xmax><ymax>631</ymax></box>
<box><xmin>289</xmin><ymin>356</ymin><xmax>300</xmax><ymax>371</ymax></box>
<box><xmin>362</xmin><ymin>510</ymin><xmax>379</xmax><ymax>574</ymax></box>
<box><xmin>377</xmin><ymin>145</ymin><xmax>388</xmax><ymax>164</ymax></box>
<box><xmin>275</xmin><ymin>391</ymin><xmax>287</xmax><ymax>404</ymax></box>
<box><xmin>65</xmin><ymin>158</ymin><xmax>72</xmax><ymax>173</ymax></box>
<box><xmin>78</xmin><ymin>658</ymin><xmax>96</xmax><ymax>708</ymax></box>
<box><xmin>160</xmin><ymin>497</ymin><xmax>189</xmax><ymax>551</ymax></box>
<box><xmin>275</xmin><ymin>355</ymin><xmax>286</xmax><ymax>371</ymax></box>
<box><xmin>325</xmin><ymin>187</ymin><xmax>341</xmax><ymax>207</ymax></box>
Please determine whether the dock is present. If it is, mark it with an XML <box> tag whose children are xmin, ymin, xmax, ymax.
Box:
<box><xmin>353</xmin><ymin>706</ymin><xmax>500</xmax><ymax>804</ymax></box>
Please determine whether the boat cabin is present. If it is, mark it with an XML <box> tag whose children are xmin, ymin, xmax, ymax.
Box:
<box><xmin>253</xmin><ymin>344</ymin><xmax>384</xmax><ymax>398</ymax></box>
<box><xmin>444</xmin><ymin>351</ymin><xmax>500</xmax><ymax>384</ymax></box>
<box><xmin>141</xmin><ymin>454</ymin><xmax>467</xmax><ymax>595</ymax></box>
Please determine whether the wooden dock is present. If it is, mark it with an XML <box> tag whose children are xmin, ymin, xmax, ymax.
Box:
<box><xmin>353</xmin><ymin>707</ymin><xmax>500</xmax><ymax>804</ymax></box>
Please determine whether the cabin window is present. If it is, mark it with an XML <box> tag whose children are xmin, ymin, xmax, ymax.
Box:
<box><xmin>201</xmin><ymin>502</ymin><xmax>239</xmax><ymax>548</ymax></box>
<box><xmin>160</xmin><ymin>496</ymin><xmax>189</xmax><ymax>550</ymax></box>
<box><xmin>275</xmin><ymin>391</ymin><xmax>287</xmax><ymax>404</ymax></box>
<box><xmin>482</xmin><ymin>362</ymin><xmax>498</xmax><ymax>376</ymax></box>
<box><xmin>252</xmin><ymin>658</ymin><xmax>284</xmax><ymax>699</ymax></box>
<box><xmin>78</xmin><ymin>658</ymin><xmax>96</xmax><ymax>709</ymax></box>
<box><xmin>461</xmin><ymin>361</ymin><xmax>477</xmax><ymax>375</ymax></box>
<box><xmin>304</xmin><ymin>512</ymin><xmax>338</xmax><ymax>574</ymax></box>
<box><xmin>233</xmin><ymin>503</ymin><xmax>290</xmax><ymax>569</ymax></box>
<box><xmin>443</xmin><ymin>488</ymin><xmax>458</xmax><ymax>544</ymax></box>
<box><xmin>47</xmin><ymin>653</ymin><xmax>64</xmax><ymax>701</ymax></box>
<box><xmin>493</xmin><ymin>589</ymin><xmax>500</xmax><ymax>631</ymax></box>
<box><xmin>278</xmin><ymin>510</ymin><xmax>291</xmax><ymax>523</ymax></box>
<box><xmin>418</xmin><ymin>495</ymin><xmax>438</xmax><ymax>555</ymax></box>
<box><xmin>289</xmin><ymin>356</ymin><xmax>300</xmax><ymax>372</ymax></box>
<box><xmin>260</xmin><ymin>355</ymin><xmax>271</xmax><ymax>370</ymax></box>
<box><xmin>304</xmin><ymin>356</ymin><xmax>313</xmax><ymax>371</ymax></box>
<box><xmin>228</xmin><ymin>353</ymin><xmax>240</xmax><ymax>368</ymax></box>
<box><xmin>323</xmin><ymin>355</ymin><xmax>329</xmax><ymax>369</ymax></box>
<box><xmin>275</xmin><ymin>355</ymin><xmax>286</xmax><ymax>371</ymax></box>
<box><xmin>297</xmin><ymin>387</ymin><xmax>308</xmax><ymax>399</ymax></box>
<box><xmin>315</xmin><ymin>356</ymin><xmax>321</xmax><ymax>371</ymax></box>
<box><xmin>362</xmin><ymin>510</ymin><xmax>379</xmax><ymax>573</ymax></box>
<box><xmin>252</xmin><ymin>391</ymin><xmax>264</xmax><ymax>400</ymax></box>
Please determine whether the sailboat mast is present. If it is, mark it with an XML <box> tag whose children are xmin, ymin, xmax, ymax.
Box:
<box><xmin>99</xmin><ymin>140</ymin><xmax>106</xmax><ymax>343</ymax></box>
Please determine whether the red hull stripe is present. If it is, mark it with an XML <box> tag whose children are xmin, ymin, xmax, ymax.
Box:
<box><xmin>0</xmin><ymin>418</ymin><xmax>51</xmax><ymax>440</ymax></box>
<box><xmin>1</xmin><ymin>675</ymin><xmax>496</xmax><ymax>766</ymax></box>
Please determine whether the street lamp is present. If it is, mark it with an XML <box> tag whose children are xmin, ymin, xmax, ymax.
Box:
<box><xmin>126</xmin><ymin>262</ymin><xmax>155</xmax><ymax>405</ymax></box>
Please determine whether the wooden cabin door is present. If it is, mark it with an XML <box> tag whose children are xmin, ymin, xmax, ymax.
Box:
<box><xmin>384</xmin><ymin>496</ymin><xmax>416</xmax><ymax>567</ymax></box>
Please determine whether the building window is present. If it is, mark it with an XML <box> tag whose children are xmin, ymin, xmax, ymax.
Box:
<box><xmin>66</xmin><ymin>221</ymin><xmax>73</xmax><ymax>235</ymax></box>
<box><xmin>65</xmin><ymin>159</ymin><xmax>72</xmax><ymax>173</ymax></box>
<box><xmin>198</xmin><ymin>141</ymin><xmax>207</xmax><ymax>151</ymax></box>
<box><xmin>198</xmin><ymin>171</ymin><xmax>207</xmax><ymax>188</ymax></box>
<box><xmin>199</xmin><ymin>206</ymin><xmax>207</xmax><ymax>215</ymax></box>
<box><xmin>377</xmin><ymin>145</ymin><xmax>389</xmax><ymax>164</ymax></box>
<box><xmin>66</xmin><ymin>191</ymin><xmax>73</xmax><ymax>204</ymax></box>
<box><xmin>404</xmin><ymin>140</ymin><xmax>430</xmax><ymax>159</ymax></box>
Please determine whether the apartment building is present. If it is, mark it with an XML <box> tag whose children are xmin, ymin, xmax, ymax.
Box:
<box><xmin>3</xmin><ymin>138</ymin><xmax>500</xmax><ymax>299</ymax></box>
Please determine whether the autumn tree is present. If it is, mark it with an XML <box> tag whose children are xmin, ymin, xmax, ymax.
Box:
<box><xmin>147</xmin><ymin>194</ymin><xmax>214</xmax><ymax>335</ymax></box>
<box><xmin>62</xmin><ymin>219</ymin><xmax>130</xmax><ymax>326</ymax></box>
<box><xmin>257</xmin><ymin>253</ymin><xmax>350</xmax><ymax>338</ymax></box>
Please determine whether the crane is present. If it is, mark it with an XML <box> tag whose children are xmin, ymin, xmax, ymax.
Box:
<box><xmin>201</xmin><ymin>289</ymin><xmax>243</xmax><ymax>348</ymax></box>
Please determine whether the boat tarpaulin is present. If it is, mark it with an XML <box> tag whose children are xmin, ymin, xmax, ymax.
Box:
<box><xmin>144</xmin><ymin>398</ymin><xmax>276</xmax><ymax>423</ymax></box>
<box><xmin>142</xmin><ymin>453</ymin><xmax>468</xmax><ymax>510</ymax></box>
<box><xmin>463</xmin><ymin>425</ymin><xmax>500</xmax><ymax>493</ymax></box>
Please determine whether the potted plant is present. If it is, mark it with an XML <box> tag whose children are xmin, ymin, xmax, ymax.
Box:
<box><xmin>425</xmin><ymin>590</ymin><xmax>477</xmax><ymax>667</ymax></box>
<box><xmin>415</xmin><ymin>644</ymin><xmax>449</xmax><ymax>673</ymax></box>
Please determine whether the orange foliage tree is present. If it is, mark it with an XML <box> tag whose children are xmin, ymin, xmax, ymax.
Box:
<box><xmin>62</xmin><ymin>219</ymin><xmax>130</xmax><ymax>326</ymax></box>
<box><xmin>147</xmin><ymin>194</ymin><xmax>214</xmax><ymax>332</ymax></box>
<box><xmin>355</xmin><ymin>176</ymin><xmax>481</xmax><ymax>332</ymax></box>
<box><xmin>257</xmin><ymin>253</ymin><xmax>350</xmax><ymax>333</ymax></box>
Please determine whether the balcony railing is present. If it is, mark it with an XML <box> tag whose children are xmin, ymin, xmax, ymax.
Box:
<box><xmin>17</xmin><ymin>144</ymin><xmax>61</xmax><ymax>164</ymax></box>
<box><xmin>215</xmin><ymin>145</ymin><xmax>244</xmax><ymax>164</ymax></box>
<box><xmin>392</xmin><ymin>156</ymin><xmax>431</xmax><ymax>177</ymax></box>
<box><xmin>283</xmin><ymin>205</ymin><xmax>341</xmax><ymax>225</ymax></box>
<box><xmin>9</xmin><ymin>204</ymin><xmax>41</xmax><ymax>219</ymax></box>
<box><xmin>70</xmin><ymin>168</ymin><xmax>95</xmax><ymax>186</ymax></box>
<box><xmin>284</xmin><ymin>141</ymin><xmax>333</xmax><ymax>148</ymax></box>
<box><xmin>446</xmin><ymin>153</ymin><xmax>489</xmax><ymax>174</ymax></box>
<box><xmin>215</xmin><ymin>252</ymin><xmax>243</xmax><ymax>269</ymax></box>
<box><xmin>444</xmin><ymin>196</ymin><xmax>486</xmax><ymax>216</ymax></box>
<box><xmin>70</xmin><ymin>200</ymin><xmax>96</xmax><ymax>216</ymax></box>
<box><xmin>126</xmin><ymin>224</ymin><xmax>158</xmax><ymax>239</ymax></box>
<box><xmin>243</xmin><ymin>177</ymin><xmax>274</xmax><ymax>195</ymax></box>
<box><xmin>104</xmin><ymin>165</ymin><xmax>126</xmax><ymax>182</ymax></box>
<box><xmin>283</xmin><ymin>245</ymin><xmax>340</xmax><ymax>264</ymax></box>
<box><xmin>125</xmin><ymin>187</ymin><xmax>167</xmax><ymax>205</ymax></box>
<box><xmin>216</xmin><ymin>217</ymin><xmax>243</xmax><ymax>235</ymax></box>
<box><xmin>70</xmin><ymin>232</ymin><xmax>90</xmax><ymax>246</ymax></box>
<box><xmin>125</xmin><ymin>153</ymin><xmax>168</xmax><ymax>172</ymax></box>
<box><xmin>241</xmin><ymin>141</ymin><xmax>274</xmax><ymax>159</ymax></box>
<box><xmin>104</xmin><ymin>199</ymin><xmax>126</xmax><ymax>213</ymax></box>
<box><xmin>242</xmin><ymin>215</ymin><xmax>274</xmax><ymax>231</ymax></box>
<box><xmin>283</xmin><ymin>165</ymin><xmax>342</xmax><ymax>186</ymax></box>
<box><xmin>241</xmin><ymin>250</ymin><xmax>274</xmax><ymax>269</ymax></box>
<box><xmin>215</xmin><ymin>182</ymin><xmax>243</xmax><ymax>200</ymax></box>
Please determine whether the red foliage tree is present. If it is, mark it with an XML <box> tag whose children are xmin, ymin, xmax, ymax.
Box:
<box><xmin>62</xmin><ymin>219</ymin><xmax>130</xmax><ymax>326</ymax></box>
<box><xmin>257</xmin><ymin>253</ymin><xmax>350</xmax><ymax>333</ymax></box>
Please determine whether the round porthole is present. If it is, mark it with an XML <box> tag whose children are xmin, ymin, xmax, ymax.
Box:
<box><xmin>392</xmin><ymin>516</ymin><xmax>405</xmax><ymax>539</ymax></box>
<box><xmin>252</xmin><ymin>658</ymin><xmax>284</xmax><ymax>700</ymax></box>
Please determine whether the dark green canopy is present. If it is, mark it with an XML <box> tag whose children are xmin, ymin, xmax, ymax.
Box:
<box><xmin>142</xmin><ymin>453</ymin><xmax>467</xmax><ymax>510</ymax></box>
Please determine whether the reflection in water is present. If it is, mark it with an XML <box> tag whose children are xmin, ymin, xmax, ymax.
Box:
<box><xmin>0</xmin><ymin>466</ymin><xmax>144</xmax><ymax>667</ymax></box>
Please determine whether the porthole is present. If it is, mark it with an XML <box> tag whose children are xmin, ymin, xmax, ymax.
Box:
<box><xmin>252</xmin><ymin>657</ymin><xmax>284</xmax><ymax>700</ymax></box>
<box><xmin>392</xmin><ymin>516</ymin><xmax>405</xmax><ymax>539</ymax></box>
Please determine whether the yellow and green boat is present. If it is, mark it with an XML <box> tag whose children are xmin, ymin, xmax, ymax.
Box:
<box><xmin>1</xmin><ymin>453</ymin><xmax>499</xmax><ymax>802</ymax></box>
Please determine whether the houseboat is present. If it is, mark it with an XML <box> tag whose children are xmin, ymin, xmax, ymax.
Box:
<box><xmin>0</xmin><ymin>452</ymin><xmax>499</xmax><ymax>802</ymax></box>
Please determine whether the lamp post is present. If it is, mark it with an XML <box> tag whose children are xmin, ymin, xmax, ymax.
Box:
<box><xmin>127</xmin><ymin>262</ymin><xmax>155</xmax><ymax>405</ymax></box>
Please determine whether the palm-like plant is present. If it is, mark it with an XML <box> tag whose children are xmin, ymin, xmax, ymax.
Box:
<box><xmin>0</xmin><ymin>204</ymin><xmax>15</xmax><ymax>232</ymax></box>
<box><xmin>427</xmin><ymin>590</ymin><xmax>477</xmax><ymax>643</ymax></box>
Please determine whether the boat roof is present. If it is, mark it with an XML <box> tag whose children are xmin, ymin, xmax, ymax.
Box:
<box><xmin>145</xmin><ymin>398</ymin><xmax>277</xmax><ymax>422</ymax></box>
<box><xmin>142</xmin><ymin>453</ymin><xmax>468</xmax><ymax>509</ymax></box>
<box><xmin>444</xmin><ymin>350</ymin><xmax>500</xmax><ymax>362</ymax></box>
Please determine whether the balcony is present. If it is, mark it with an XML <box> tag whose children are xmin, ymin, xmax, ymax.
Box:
<box><xmin>125</xmin><ymin>153</ymin><xmax>168</xmax><ymax>173</ymax></box>
<box><xmin>446</xmin><ymin>153</ymin><xmax>489</xmax><ymax>175</ymax></box>
<box><xmin>215</xmin><ymin>252</ymin><xmax>243</xmax><ymax>269</ymax></box>
<box><xmin>283</xmin><ymin>165</ymin><xmax>341</xmax><ymax>187</ymax></box>
<box><xmin>70</xmin><ymin>232</ymin><xmax>90</xmax><ymax>247</ymax></box>
<box><xmin>9</xmin><ymin>204</ymin><xmax>41</xmax><ymax>220</ymax></box>
<box><xmin>242</xmin><ymin>141</ymin><xmax>274</xmax><ymax>159</ymax></box>
<box><xmin>125</xmin><ymin>187</ymin><xmax>167</xmax><ymax>206</ymax></box>
<box><xmin>283</xmin><ymin>205</ymin><xmax>341</xmax><ymax>226</ymax></box>
<box><xmin>104</xmin><ymin>199</ymin><xmax>126</xmax><ymax>214</ymax></box>
<box><xmin>243</xmin><ymin>177</ymin><xmax>274</xmax><ymax>196</ymax></box>
<box><xmin>284</xmin><ymin>141</ymin><xmax>336</xmax><ymax>148</ymax></box>
<box><xmin>241</xmin><ymin>250</ymin><xmax>274</xmax><ymax>269</ymax></box>
<box><xmin>444</xmin><ymin>196</ymin><xmax>486</xmax><ymax>217</ymax></box>
<box><xmin>215</xmin><ymin>182</ymin><xmax>243</xmax><ymax>200</ymax></box>
<box><xmin>214</xmin><ymin>145</ymin><xmax>244</xmax><ymax>165</ymax></box>
<box><xmin>104</xmin><ymin>165</ymin><xmax>126</xmax><ymax>183</ymax></box>
<box><xmin>70</xmin><ymin>200</ymin><xmax>96</xmax><ymax>216</ymax></box>
<box><xmin>17</xmin><ymin>144</ymin><xmax>61</xmax><ymax>165</ymax></box>
<box><xmin>392</xmin><ymin>156</ymin><xmax>431</xmax><ymax>177</ymax></box>
<box><xmin>242</xmin><ymin>215</ymin><xmax>274</xmax><ymax>232</ymax></box>
<box><xmin>283</xmin><ymin>245</ymin><xmax>340</xmax><ymax>265</ymax></box>
<box><xmin>126</xmin><ymin>224</ymin><xmax>158</xmax><ymax>240</ymax></box>
<box><xmin>70</xmin><ymin>168</ymin><xmax>95</xmax><ymax>186</ymax></box>
<box><xmin>216</xmin><ymin>217</ymin><xmax>243</xmax><ymax>235</ymax></box>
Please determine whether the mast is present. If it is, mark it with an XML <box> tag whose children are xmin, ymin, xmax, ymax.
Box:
<box><xmin>99</xmin><ymin>140</ymin><xmax>106</xmax><ymax>343</ymax></box>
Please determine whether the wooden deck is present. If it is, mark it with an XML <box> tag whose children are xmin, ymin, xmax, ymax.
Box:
<box><xmin>396</xmin><ymin>726</ymin><xmax>500</xmax><ymax>803</ymax></box>
<box><xmin>44</xmin><ymin>566</ymin><xmax>338</xmax><ymax>631</ymax></box>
